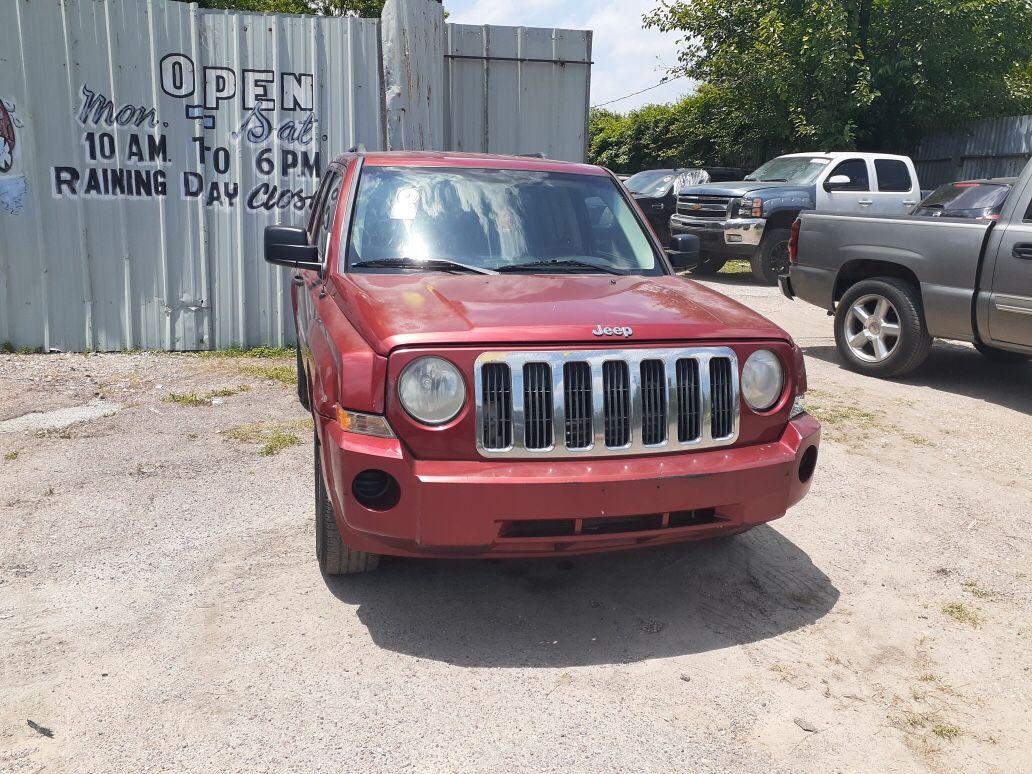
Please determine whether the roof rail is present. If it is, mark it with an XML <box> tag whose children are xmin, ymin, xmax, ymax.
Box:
<box><xmin>347</xmin><ymin>144</ymin><xmax>367</xmax><ymax>153</ymax></box>
<box><xmin>517</xmin><ymin>152</ymin><xmax>546</xmax><ymax>159</ymax></box>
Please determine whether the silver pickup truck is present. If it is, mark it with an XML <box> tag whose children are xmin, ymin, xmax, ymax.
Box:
<box><xmin>781</xmin><ymin>159</ymin><xmax>1032</xmax><ymax>377</ymax></box>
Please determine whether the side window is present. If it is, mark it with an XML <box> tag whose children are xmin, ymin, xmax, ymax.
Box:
<box><xmin>1024</xmin><ymin>195</ymin><xmax>1032</xmax><ymax>222</ymax></box>
<box><xmin>874</xmin><ymin>159</ymin><xmax>912</xmax><ymax>192</ymax></box>
<box><xmin>826</xmin><ymin>158</ymin><xmax>869</xmax><ymax>191</ymax></box>
<box><xmin>316</xmin><ymin>171</ymin><xmax>344</xmax><ymax>261</ymax></box>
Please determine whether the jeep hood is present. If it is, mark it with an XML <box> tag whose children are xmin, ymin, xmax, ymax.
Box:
<box><xmin>678</xmin><ymin>181</ymin><xmax>813</xmax><ymax>198</ymax></box>
<box><xmin>337</xmin><ymin>274</ymin><xmax>787</xmax><ymax>354</ymax></box>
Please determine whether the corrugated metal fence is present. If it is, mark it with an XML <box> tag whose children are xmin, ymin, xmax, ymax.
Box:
<box><xmin>914</xmin><ymin>115</ymin><xmax>1032</xmax><ymax>188</ymax></box>
<box><xmin>0</xmin><ymin>0</ymin><xmax>591</xmax><ymax>352</ymax></box>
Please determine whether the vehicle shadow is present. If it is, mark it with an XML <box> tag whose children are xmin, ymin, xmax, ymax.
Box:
<box><xmin>323</xmin><ymin>525</ymin><xmax>838</xmax><ymax>668</ymax></box>
<box><xmin>802</xmin><ymin>340</ymin><xmax>1032</xmax><ymax>414</ymax></box>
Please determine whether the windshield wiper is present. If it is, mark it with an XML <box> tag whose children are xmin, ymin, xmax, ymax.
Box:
<box><xmin>756</xmin><ymin>178</ymin><xmax>788</xmax><ymax>182</ymax></box>
<box><xmin>495</xmin><ymin>259</ymin><xmax>627</xmax><ymax>275</ymax></box>
<box><xmin>350</xmin><ymin>257</ymin><xmax>497</xmax><ymax>275</ymax></box>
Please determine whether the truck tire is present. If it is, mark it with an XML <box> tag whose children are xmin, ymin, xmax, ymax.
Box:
<box><xmin>314</xmin><ymin>437</ymin><xmax>380</xmax><ymax>575</ymax></box>
<box><xmin>296</xmin><ymin>343</ymin><xmax>311</xmax><ymax>411</ymax></box>
<box><xmin>973</xmin><ymin>341</ymin><xmax>1031</xmax><ymax>363</ymax></box>
<box><xmin>750</xmin><ymin>228</ymin><xmax>792</xmax><ymax>285</ymax></box>
<box><xmin>834</xmin><ymin>278</ymin><xmax>933</xmax><ymax>378</ymax></box>
<box><xmin>688</xmin><ymin>256</ymin><xmax>727</xmax><ymax>275</ymax></box>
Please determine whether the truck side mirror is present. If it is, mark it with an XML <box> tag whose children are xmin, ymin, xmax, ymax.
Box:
<box><xmin>265</xmin><ymin>225</ymin><xmax>321</xmax><ymax>270</ymax></box>
<box><xmin>667</xmin><ymin>234</ymin><xmax>700</xmax><ymax>270</ymax></box>
<box><xmin>824</xmin><ymin>174</ymin><xmax>851</xmax><ymax>191</ymax></box>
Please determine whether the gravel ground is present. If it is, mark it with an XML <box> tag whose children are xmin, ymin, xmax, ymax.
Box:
<box><xmin>1</xmin><ymin>275</ymin><xmax>1030</xmax><ymax>773</ymax></box>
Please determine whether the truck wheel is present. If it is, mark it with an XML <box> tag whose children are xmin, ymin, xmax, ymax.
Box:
<box><xmin>973</xmin><ymin>341</ymin><xmax>1031</xmax><ymax>363</ymax></box>
<box><xmin>750</xmin><ymin>228</ymin><xmax>791</xmax><ymax>285</ymax></box>
<box><xmin>314</xmin><ymin>437</ymin><xmax>380</xmax><ymax>575</ymax></box>
<box><xmin>296</xmin><ymin>344</ymin><xmax>311</xmax><ymax>411</ymax></box>
<box><xmin>688</xmin><ymin>256</ymin><xmax>727</xmax><ymax>275</ymax></box>
<box><xmin>834</xmin><ymin>278</ymin><xmax>933</xmax><ymax>378</ymax></box>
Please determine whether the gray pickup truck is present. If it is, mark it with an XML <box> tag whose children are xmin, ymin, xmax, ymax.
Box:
<box><xmin>782</xmin><ymin>159</ymin><xmax>1032</xmax><ymax>377</ymax></box>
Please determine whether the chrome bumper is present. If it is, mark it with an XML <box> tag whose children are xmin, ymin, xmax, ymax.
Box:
<box><xmin>669</xmin><ymin>215</ymin><xmax>766</xmax><ymax>246</ymax></box>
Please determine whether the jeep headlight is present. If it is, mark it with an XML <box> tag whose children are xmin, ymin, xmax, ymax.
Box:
<box><xmin>398</xmin><ymin>356</ymin><xmax>466</xmax><ymax>425</ymax></box>
<box><xmin>741</xmin><ymin>350</ymin><xmax>784</xmax><ymax>412</ymax></box>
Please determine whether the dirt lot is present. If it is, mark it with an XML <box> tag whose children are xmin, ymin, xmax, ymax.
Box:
<box><xmin>1</xmin><ymin>270</ymin><xmax>1030</xmax><ymax>773</ymax></box>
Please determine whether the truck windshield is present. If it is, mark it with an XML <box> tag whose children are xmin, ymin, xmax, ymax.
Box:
<box><xmin>914</xmin><ymin>182</ymin><xmax>1011</xmax><ymax>216</ymax></box>
<box><xmin>345</xmin><ymin>166</ymin><xmax>663</xmax><ymax>275</ymax></box>
<box><xmin>624</xmin><ymin>170</ymin><xmax>676</xmax><ymax>197</ymax></box>
<box><xmin>744</xmin><ymin>156</ymin><xmax>830</xmax><ymax>184</ymax></box>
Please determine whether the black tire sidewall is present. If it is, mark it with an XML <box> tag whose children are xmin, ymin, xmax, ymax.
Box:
<box><xmin>750</xmin><ymin>228</ymin><xmax>791</xmax><ymax>285</ymax></box>
<box><xmin>834</xmin><ymin>279</ymin><xmax>928</xmax><ymax>376</ymax></box>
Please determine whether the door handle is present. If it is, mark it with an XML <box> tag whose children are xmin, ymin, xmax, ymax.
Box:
<box><xmin>1013</xmin><ymin>243</ymin><xmax>1032</xmax><ymax>260</ymax></box>
<box><xmin>292</xmin><ymin>274</ymin><xmax>305</xmax><ymax>286</ymax></box>
<box><xmin>902</xmin><ymin>200</ymin><xmax>917</xmax><ymax>206</ymax></box>
<box><xmin>858</xmin><ymin>199</ymin><xmax>873</xmax><ymax>206</ymax></box>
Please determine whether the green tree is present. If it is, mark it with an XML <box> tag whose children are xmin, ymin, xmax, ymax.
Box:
<box><xmin>644</xmin><ymin>0</ymin><xmax>1032</xmax><ymax>158</ymax></box>
<box><xmin>195</xmin><ymin>0</ymin><xmax>385</xmax><ymax>15</ymax></box>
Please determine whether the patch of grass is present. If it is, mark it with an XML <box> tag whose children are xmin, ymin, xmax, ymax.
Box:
<box><xmin>199</xmin><ymin>346</ymin><xmax>294</xmax><ymax>359</ymax></box>
<box><xmin>901</xmin><ymin>431</ymin><xmax>935</xmax><ymax>447</ymax></box>
<box><xmin>810</xmin><ymin>404</ymin><xmax>880</xmax><ymax>429</ymax></box>
<box><xmin>3</xmin><ymin>451</ymin><xmax>17</xmax><ymax>462</ymax></box>
<box><xmin>163</xmin><ymin>385</ymin><xmax>251</xmax><ymax>407</ymax></box>
<box><xmin>960</xmin><ymin>580</ymin><xmax>999</xmax><ymax>600</ymax></box>
<box><xmin>1</xmin><ymin>341</ymin><xmax>13</xmax><ymax>353</ymax></box>
<box><xmin>717</xmin><ymin>258</ymin><xmax>751</xmax><ymax>276</ymax></box>
<box><xmin>931</xmin><ymin>723</ymin><xmax>961</xmax><ymax>740</ymax></box>
<box><xmin>17</xmin><ymin>346</ymin><xmax>35</xmax><ymax>355</ymax></box>
<box><xmin>222</xmin><ymin>419</ymin><xmax>312</xmax><ymax>456</ymax></box>
<box><xmin>241</xmin><ymin>364</ymin><xmax>297</xmax><ymax>387</ymax></box>
<box><xmin>259</xmin><ymin>431</ymin><xmax>302</xmax><ymax>456</ymax></box>
<box><xmin>185</xmin><ymin>432</ymin><xmax>199</xmax><ymax>440</ymax></box>
<box><xmin>942</xmin><ymin>602</ymin><xmax>982</xmax><ymax>627</ymax></box>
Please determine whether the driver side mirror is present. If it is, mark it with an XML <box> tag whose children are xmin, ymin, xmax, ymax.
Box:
<box><xmin>824</xmin><ymin>174</ymin><xmax>852</xmax><ymax>191</ymax></box>
<box><xmin>667</xmin><ymin>234</ymin><xmax>700</xmax><ymax>270</ymax></box>
<box><xmin>265</xmin><ymin>225</ymin><xmax>321</xmax><ymax>270</ymax></box>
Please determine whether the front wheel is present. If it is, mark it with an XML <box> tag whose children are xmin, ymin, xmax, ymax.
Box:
<box><xmin>750</xmin><ymin>228</ymin><xmax>791</xmax><ymax>285</ymax></box>
<box><xmin>688</xmin><ymin>256</ymin><xmax>727</xmax><ymax>275</ymax></box>
<box><xmin>834</xmin><ymin>278</ymin><xmax>933</xmax><ymax>378</ymax></box>
<box><xmin>314</xmin><ymin>437</ymin><xmax>380</xmax><ymax>575</ymax></box>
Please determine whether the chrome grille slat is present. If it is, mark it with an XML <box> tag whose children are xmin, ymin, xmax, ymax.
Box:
<box><xmin>475</xmin><ymin>348</ymin><xmax>740</xmax><ymax>458</ymax></box>
<box><xmin>563</xmin><ymin>362</ymin><xmax>593</xmax><ymax>450</ymax></box>
<box><xmin>676</xmin><ymin>194</ymin><xmax>733</xmax><ymax>218</ymax></box>
<box><xmin>523</xmin><ymin>362</ymin><xmax>554</xmax><ymax>451</ymax></box>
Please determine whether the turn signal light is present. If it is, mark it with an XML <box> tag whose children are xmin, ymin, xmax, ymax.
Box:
<box><xmin>335</xmin><ymin>405</ymin><xmax>395</xmax><ymax>438</ymax></box>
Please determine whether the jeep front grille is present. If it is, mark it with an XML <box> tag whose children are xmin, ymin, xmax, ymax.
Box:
<box><xmin>474</xmin><ymin>348</ymin><xmax>739</xmax><ymax>458</ymax></box>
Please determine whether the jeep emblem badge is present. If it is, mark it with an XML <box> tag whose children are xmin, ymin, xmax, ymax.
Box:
<box><xmin>592</xmin><ymin>325</ymin><xmax>633</xmax><ymax>338</ymax></box>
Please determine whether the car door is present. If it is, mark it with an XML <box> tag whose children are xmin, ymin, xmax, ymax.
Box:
<box><xmin>869</xmin><ymin>158</ymin><xmax>920</xmax><ymax>214</ymax></box>
<box><xmin>815</xmin><ymin>157</ymin><xmax>872</xmax><ymax>213</ymax></box>
<box><xmin>296</xmin><ymin>165</ymin><xmax>343</xmax><ymax>359</ymax></box>
<box><xmin>986</xmin><ymin>188</ymin><xmax>1032</xmax><ymax>347</ymax></box>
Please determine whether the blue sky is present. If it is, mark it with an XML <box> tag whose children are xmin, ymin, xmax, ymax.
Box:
<box><xmin>446</xmin><ymin>0</ymin><xmax>692</xmax><ymax>113</ymax></box>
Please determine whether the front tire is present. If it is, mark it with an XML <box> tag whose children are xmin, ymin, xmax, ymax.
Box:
<box><xmin>688</xmin><ymin>256</ymin><xmax>727</xmax><ymax>275</ymax></box>
<box><xmin>834</xmin><ymin>278</ymin><xmax>933</xmax><ymax>378</ymax></box>
<box><xmin>314</xmin><ymin>437</ymin><xmax>380</xmax><ymax>575</ymax></box>
<box><xmin>750</xmin><ymin>228</ymin><xmax>791</xmax><ymax>285</ymax></box>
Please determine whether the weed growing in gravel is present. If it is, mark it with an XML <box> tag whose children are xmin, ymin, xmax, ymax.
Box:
<box><xmin>163</xmin><ymin>385</ymin><xmax>251</xmax><ymax>407</ymax></box>
<box><xmin>942</xmin><ymin>602</ymin><xmax>982</xmax><ymax>627</ymax></box>
<box><xmin>259</xmin><ymin>431</ymin><xmax>302</xmax><ymax>456</ymax></box>
<box><xmin>717</xmin><ymin>259</ymin><xmax>751</xmax><ymax>276</ymax></box>
<box><xmin>932</xmin><ymin>723</ymin><xmax>961</xmax><ymax>740</ymax></box>
<box><xmin>3</xmin><ymin>451</ymin><xmax>17</xmax><ymax>461</ymax></box>
<box><xmin>241</xmin><ymin>364</ymin><xmax>297</xmax><ymax>386</ymax></box>
<box><xmin>44</xmin><ymin>487</ymin><xmax>55</xmax><ymax>496</ymax></box>
<box><xmin>199</xmin><ymin>346</ymin><xmax>294</xmax><ymax>359</ymax></box>
<box><xmin>1</xmin><ymin>341</ymin><xmax>13</xmax><ymax>353</ymax></box>
<box><xmin>961</xmin><ymin>580</ymin><xmax>999</xmax><ymax>600</ymax></box>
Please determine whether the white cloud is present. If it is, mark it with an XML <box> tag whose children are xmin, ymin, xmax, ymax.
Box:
<box><xmin>446</xmin><ymin>0</ymin><xmax>692</xmax><ymax>112</ymax></box>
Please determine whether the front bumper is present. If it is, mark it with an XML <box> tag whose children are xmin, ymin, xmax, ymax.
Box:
<box><xmin>317</xmin><ymin>414</ymin><xmax>820</xmax><ymax>558</ymax></box>
<box><xmin>669</xmin><ymin>215</ymin><xmax>765</xmax><ymax>257</ymax></box>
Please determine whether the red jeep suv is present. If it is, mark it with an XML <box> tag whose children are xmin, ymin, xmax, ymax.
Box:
<box><xmin>266</xmin><ymin>150</ymin><xmax>819</xmax><ymax>574</ymax></box>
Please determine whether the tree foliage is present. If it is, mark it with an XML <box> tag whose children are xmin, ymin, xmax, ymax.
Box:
<box><xmin>642</xmin><ymin>0</ymin><xmax>1032</xmax><ymax>162</ymax></box>
<box><xmin>195</xmin><ymin>0</ymin><xmax>385</xmax><ymax>15</ymax></box>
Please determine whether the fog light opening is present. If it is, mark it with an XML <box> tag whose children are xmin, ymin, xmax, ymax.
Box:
<box><xmin>799</xmin><ymin>446</ymin><xmax>818</xmax><ymax>483</ymax></box>
<box><xmin>351</xmin><ymin>469</ymin><xmax>400</xmax><ymax>511</ymax></box>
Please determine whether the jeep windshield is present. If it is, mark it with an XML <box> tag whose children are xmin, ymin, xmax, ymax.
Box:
<box><xmin>345</xmin><ymin>166</ymin><xmax>664</xmax><ymax>275</ymax></box>
<box><xmin>743</xmin><ymin>156</ymin><xmax>830</xmax><ymax>184</ymax></box>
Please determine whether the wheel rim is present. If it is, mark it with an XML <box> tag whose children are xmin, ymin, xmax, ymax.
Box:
<box><xmin>767</xmin><ymin>240</ymin><xmax>789</xmax><ymax>276</ymax></box>
<box><xmin>843</xmin><ymin>294</ymin><xmax>902</xmax><ymax>363</ymax></box>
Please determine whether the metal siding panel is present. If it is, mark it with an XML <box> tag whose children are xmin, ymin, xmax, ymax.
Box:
<box><xmin>916</xmin><ymin>115</ymin><xmax>1032</xmax><ymax>188</ymax></box>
